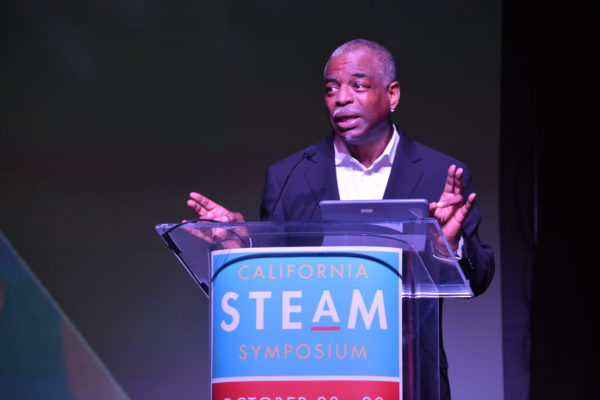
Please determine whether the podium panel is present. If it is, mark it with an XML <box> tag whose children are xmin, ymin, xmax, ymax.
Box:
<box><xmin>212</xmin><ymin>246</ymin><xmax>402</xmax><ymax>398</ymax></box>
<box><xmin>156</xmin><ymin>219</ymin><xmax>472</xmax><ymax>400</ymax></box>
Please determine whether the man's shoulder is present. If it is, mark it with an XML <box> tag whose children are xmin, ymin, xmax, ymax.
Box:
<box><xmin>416</xmin><ymin>141</ymin><xmax>467</xmax><ymax>167</ymax></box>
<box><xmin>403</xmin><ymin>132</ymin><xmax>469</xmax><ymax>172</ymax></box>
<box><xmin>266</xmin><ymin>130</ymin><xmax>471</xmax><ymax>176</ymax></box>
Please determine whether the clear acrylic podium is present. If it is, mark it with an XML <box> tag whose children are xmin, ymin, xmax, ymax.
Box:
<box><xmin>156</xmin><ymin>219</ymin><xmax>472</xmax><ymax>400</ymax></box>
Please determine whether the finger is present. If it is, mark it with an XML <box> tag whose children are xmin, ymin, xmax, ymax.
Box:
<box><xmin>231</xmin><ymin>212</ymin><xmax>245</xmax><ymax>222</ymax></box>
<box><xmin>443</xmin><ymin>164</ymin><xmax>457</xmax><ymax>194</ymax></box>
<box><xmin>187</xmin><ymin>199</ymin><xmax>211</xmax><ymax>217</ymax></box>
<box><xmin>429</xmin><ymin>201</ymin><xmax>437</xmax><ymax>212</ymax></box>
<box><xmin>467</xmin><ymin>192</ymin><xmax>476</xmax><ymax>205</ymax></box>
<box><xmin>464</xmin><ymin>192</ymin><xmax>476</xmax><ymax>214</ymax></box>
<box><xmin>189</xmin><ymin>192</ymin><xmax>220</xmax><ymax>211</ymax></box>
<box><xmin>187</xmin><ymin>199</ymin><xmax>203</xmax><ymax>214</ymax></box>
<box><xmin>455</xmin><ymin>193</ymin><xmax>476</xmax><ymax>224</ymax></box>
<box><xmin>436</xmin><ymin>194</ymin><xmax>463</xmax><ymax>208</ymax></box>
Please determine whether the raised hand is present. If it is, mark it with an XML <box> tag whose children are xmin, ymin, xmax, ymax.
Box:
<box><xmin>185</xmin><ymin>192</ymin><xmax>247</xmax><ymax>248</ymax></box>
<box><xmin>429</xmin><ymin>165</ymin><xmax>476</xmax><ymax>256</ymax></box>
<box><xmin>187</xmin><ymin>192</ymin><xmax>245</xmax><ymax>223</ymax></box>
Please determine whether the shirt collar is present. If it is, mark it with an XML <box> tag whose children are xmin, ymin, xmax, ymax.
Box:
<box><xmin>334</xmin><ymin>125</ymin><xmax>400</xmax><ymax>171</ymax></box>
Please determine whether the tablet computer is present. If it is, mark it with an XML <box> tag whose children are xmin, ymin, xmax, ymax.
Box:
<box><xmin>319</xmin><ymin>198</ymin><xmax>430</xmax><ymax>221</ymax></box>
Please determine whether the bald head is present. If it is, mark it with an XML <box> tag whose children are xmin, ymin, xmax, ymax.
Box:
<box><xmin>325</xmin><ymin>39</ymin><xmax>397</xmax><ymax>86</ymax></box>
<box><xmin>323</xmin><ymin>39</ymin><xmax>401</xmax><ymax>160</ymax></box>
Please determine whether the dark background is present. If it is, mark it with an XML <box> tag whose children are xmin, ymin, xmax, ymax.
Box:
<box><xmin>1</xmin><ymin>1</ymin><xmax>504</xmax><ymax>399</ymax></box>
<box><xmin>501</xmin><ymin>1</ymin><xmax>595</xmax><ymax>399</ymax></box>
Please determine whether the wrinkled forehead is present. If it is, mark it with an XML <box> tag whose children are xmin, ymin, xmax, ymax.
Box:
<box><xmin>323</xmin><ymin>48</ymin><xmax>385</xmax><ymax>81</ymax></box>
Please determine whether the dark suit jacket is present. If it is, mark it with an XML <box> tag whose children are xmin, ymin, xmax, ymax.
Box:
<box><xmin>259</xmin><ymin>129</ymin><xmax>495</xmax><ymax>398</ymax></box>
<box><xmin>260</xmin><ymin>130</ymin><xmax>494</xmax><ymax>295</ymax></box>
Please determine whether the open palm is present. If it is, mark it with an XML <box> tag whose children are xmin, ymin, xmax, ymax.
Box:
<box><xmin>429</xmin><ymin>165</ymin><xmax>476</xmax><ymax>254</ymax></box>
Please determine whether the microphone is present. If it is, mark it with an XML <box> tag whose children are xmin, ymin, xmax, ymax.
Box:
<box><xmin>268</xmin><ymin>151</ymin><xmax>314</xmax><ymax>221</ymax></box>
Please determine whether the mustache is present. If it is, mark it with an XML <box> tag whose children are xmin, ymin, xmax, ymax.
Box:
<box><xmin>332</xmin><ymin>108</ymin><xmax>361</xmax><ymax>120</ymax></box>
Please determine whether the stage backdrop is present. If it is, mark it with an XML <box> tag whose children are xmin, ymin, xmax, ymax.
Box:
<box><xmin>0</xmin><ymin>1</ymin><xmax>501</xmax><ymax>399</ymax></box>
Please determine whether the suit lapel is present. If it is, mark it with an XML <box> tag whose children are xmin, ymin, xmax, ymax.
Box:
<box><xmin>300</xmin><ymin>130</ymin><xmax>424</xmax><ymax>205</ymax></box>
<box><xmin>383</xmin><ymin>129</ymin><xmax>424</xmax><ymax>199</ymax></box>
<box><xmin>303</xmin><ymin>133</ymin><xmax>340</xmax><ymax>202</ymax></box>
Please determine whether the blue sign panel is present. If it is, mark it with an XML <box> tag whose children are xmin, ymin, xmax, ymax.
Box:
<box><xmin>211</xmin><ymin>246</ymin><xmax>402</xmax><ymax>399</ymax></box>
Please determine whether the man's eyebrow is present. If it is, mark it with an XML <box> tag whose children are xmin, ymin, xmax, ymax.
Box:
<box><xmin>325</xmin><ymin>73</ymin><xmax>368</xmax><ymax>83</ymax></box>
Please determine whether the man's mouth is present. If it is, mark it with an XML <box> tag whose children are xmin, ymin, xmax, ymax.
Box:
<box><xmin>334</xmin><ymin>113</ymin><xmax>360</xmax><ymax>131</ymax></box>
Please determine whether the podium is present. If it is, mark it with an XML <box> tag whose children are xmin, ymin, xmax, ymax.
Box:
<box><xmin>156</xmin><ymin>219</ymin><xmax>472</xmax><ymax>400</ymax></box>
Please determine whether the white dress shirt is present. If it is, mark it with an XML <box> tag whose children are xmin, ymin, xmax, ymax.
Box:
<box><xmin>334</xmin><ymin>127</ymin><xmax>400</xmax><ymax>201</ymax></box>
<box><xmin>333</xmin><ymin>126</ymin><xmax>463</xmax><ymax>257</ymax></box>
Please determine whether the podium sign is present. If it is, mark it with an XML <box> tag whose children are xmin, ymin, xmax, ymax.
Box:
<box><xmin>156</xmin><ymin>219</ymin><xmax>473</xmax><ymax>399</ymax></box>
<box><xmin>211</xmin><ymin>246</ymin><xmax>403</xmax><ymax>400</ymax></box>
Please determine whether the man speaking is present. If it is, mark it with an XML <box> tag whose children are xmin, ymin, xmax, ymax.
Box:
<box><xmin>187</xmin><ymin>39</ymin><xmax>494</xmax><ymax>399</ymax></box>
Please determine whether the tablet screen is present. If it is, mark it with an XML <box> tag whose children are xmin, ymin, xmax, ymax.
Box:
<box><xmin>319</xmin><ymin>199</ymin><xmax>430</xmax><ymax>221</ymax></box>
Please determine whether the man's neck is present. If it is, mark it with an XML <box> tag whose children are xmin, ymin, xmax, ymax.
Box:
<box><xmin>345</xmin><ymin>126</ymin><xmax>394</xmax><ymax>168</ymax></box>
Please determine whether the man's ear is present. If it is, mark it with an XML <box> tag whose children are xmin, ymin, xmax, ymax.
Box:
<box><xmin>388</xmin><ymin>81</ymin><xmax>400</xmax><ymax>111</ymax></box>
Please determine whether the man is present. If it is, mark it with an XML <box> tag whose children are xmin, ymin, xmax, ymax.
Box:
<box><xmin>188</xmin><ymin>39</ymin><xmax>494</xmax><ymax>399</ymax></box>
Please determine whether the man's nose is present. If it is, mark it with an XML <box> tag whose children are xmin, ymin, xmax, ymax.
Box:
<box><xmin>336</xmin><ymin>85</ymin><xmax>353</xmax><ymax>106</ymax></box>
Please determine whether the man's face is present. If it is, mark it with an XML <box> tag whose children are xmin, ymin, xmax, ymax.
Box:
<box><xmin>324</xmin><ymin>49</ymin><xmax>398</xmax><ymax>145</ymax></box>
